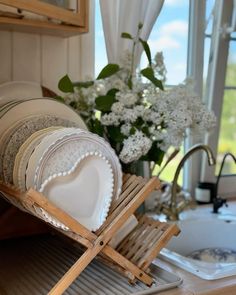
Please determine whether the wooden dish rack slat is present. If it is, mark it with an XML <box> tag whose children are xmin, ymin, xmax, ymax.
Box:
<box><xmin>0</xmin><ymin>174</ymin><xmax>180</xmax><ymax>295</ymax></box>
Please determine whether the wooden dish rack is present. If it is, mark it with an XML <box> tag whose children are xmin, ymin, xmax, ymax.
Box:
<box><xmin>0</xmin><ymin>174</ymin><xmax>180</xmax><ymax>295</ymax></box>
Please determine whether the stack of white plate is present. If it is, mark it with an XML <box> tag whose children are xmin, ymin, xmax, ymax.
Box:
<box><xmin>0</xmin><ymin>84</ymin><xmax>122</xmax><ymax>231</ymax></box>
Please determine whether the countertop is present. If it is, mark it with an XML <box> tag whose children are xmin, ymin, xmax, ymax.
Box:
<box><xmin>150</xmin><ymin>200</ymin><xmax>236</xmax><ymax>294</ymax></box>
<box><xmin>154</xmin><ymin>258</ymin><xmax>236</xmax><ymax>295</ymax></box>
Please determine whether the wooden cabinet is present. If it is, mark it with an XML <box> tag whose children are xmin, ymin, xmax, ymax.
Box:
<box><xmin>0</xmin><ymin>0</ymin><xmax>88</xmax><ymax>36</ymax></box>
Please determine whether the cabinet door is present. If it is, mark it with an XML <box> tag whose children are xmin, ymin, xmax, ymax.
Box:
<box><xmin>0</xmin><ymin>0</ymin><xmax>86</xmax><ymax>26</ymax></box>
<box><xmin>0</xmin><ymin>0</ymin><xmax>88</xmax><ymax>36</ymax></box>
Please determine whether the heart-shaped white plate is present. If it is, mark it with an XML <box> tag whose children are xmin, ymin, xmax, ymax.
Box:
<box><xmin>39</xmin><ymin>152</ymin><xmax>114</xmax><ymax>231</ymax></box>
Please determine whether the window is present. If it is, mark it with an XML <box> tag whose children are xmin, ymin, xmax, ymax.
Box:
<box><xmin>95</xmin><ymin>1</ymin><xmax>236</xmax><ymax>195</ymax></box>
<box><xmin>95</xmin><ymin>0</ymin><xmax>107</xmax><ymax>76</ymax></box>
<box><xmin>149</xmin><ymin>0</ymin><xmax>189</xmax><ymax>184</ymax></box>
<box><xmin>141</xmin><ymin>0</ymin><xmax>189</xmax><ymax>85</ymax></box>
<box><xmin>201</xmin><ymin>0</ymin><xmax>236</xmax><ymax>198</ymax></box>
<box><xmin>217</xmin><ymin>41</ymin><xmax>236</xmax><ymax>175</ymax></box>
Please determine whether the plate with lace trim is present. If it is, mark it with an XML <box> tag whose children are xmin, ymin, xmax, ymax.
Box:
<box><xmin>13</xmin><ymin>126</ymin><xmax>63</xmax><ymax>190</ymax></box>
<box><xmin>38</xmin><ymin>152</ymin><xmax>114</xmax><ymax>231</ymax></box>
<box><xmin>33</xmin><ymin>128</ymin><xmax>122</xmax><ymax>202</ymax></box>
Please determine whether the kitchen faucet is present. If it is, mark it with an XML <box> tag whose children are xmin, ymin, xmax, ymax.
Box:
<box><xmin>213</xmin><ymin>152</ymin><xmax>236</xmax><ymax>213</ymax></box>
<box><xmin>157</xmin><ymin>144</ymin><xmax>216</xmax><ymax>220</ymax></box>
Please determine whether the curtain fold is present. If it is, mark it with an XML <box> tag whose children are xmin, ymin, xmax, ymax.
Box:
<box><xmin>99</xmin><ymin>0</ymin><xmax>164</xmax><ymax>67</ymax></box>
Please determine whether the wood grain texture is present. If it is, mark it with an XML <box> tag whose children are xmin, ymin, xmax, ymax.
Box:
<box><xmin>0</xmin><ymin>175</ymin><xmax>177</xmax><ymax>294</ymax></box>
<box><xmin>0</xmin><ymin>0</ymin><xmax>86</xmax><ymax>27</ymax></box>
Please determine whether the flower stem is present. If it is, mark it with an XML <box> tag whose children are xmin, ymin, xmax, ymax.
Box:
<box><xmin>129</xmin><ymin>25</ymin><xmax>142</xmax><ymax>89</ymax></box>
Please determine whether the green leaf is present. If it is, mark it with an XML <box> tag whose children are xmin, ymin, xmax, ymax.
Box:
<box><xmin>141</xmin><ymin>126</ymin><xmax>150</xmax><ymax>136</ymax></box>
<box><xmin>130</xmin><ymin>127</ymin><xmax>136</xmax><ymax>135</ymax></box>
<box><xmin>142</xmin><ymin>142</ymin><xmax>165</xmax><ymax>165</ymax></box>
<box><xmin>141</xmin><ymin>67</ymin><xmax>164</xmax><ymax>90</ymax></box>
<box><xmin>107</xmin><ymin>126</ymin><xmax>125</xmax><ymax>143</ymax></box>
<box><xmin>58</xmin><ymin>75</ymin><xmax>74</xmax><ymax>93</ymax></box>
<box><xmin>139</xmin><ymin>38</ymin><xmax>152</xmax><ymax>67</ymax></box>
<box><xmin>69</xmin><ymin>101</ymin><xmax>77</xmax><ymax>108</ymax></box>
<box><xmin>121</xmin><ymin>32</ymin><xmax>133</xmax><ymax>39</ymax></box>
<box><xmin>138</xmin><ymin>22</ymin><xmax>143</xmax><ymax>30</ymax></box>
<box><xmin>90</xmin><ymin>118</ymin><xmax>104</xmax><ymax>136</ymax></box>
<box><xmin>73</xmin><ymin>81</ymin><xmax>94</xmax><ymax>88</ymax></box>
<box><xmin>133</xmin><ymin>117</ymin><xmax>144</xmax><ymax>129</ymax></box>
<box><xmin>107</xmin><ymin>88</ymin><xmax>119</xmax><ymax>97</ymax></box>
<box><xmin>95</xmin><ymin>95</ymin><xmax>116</xmax><ymax>112</ymax></box>
<box><xmin>127</xmin><ymin>76</ymin><xmax>133</xmax><ymax>89</ymax></box>
<box><xmin>55</xmin><ymin>96</ymin><xmax>65</xmax><ymax>102</ymax></box>
<box><xmin>96</xmin><ymin>64</ymin><xmax>120</xmax><ymax>80</ymax></box>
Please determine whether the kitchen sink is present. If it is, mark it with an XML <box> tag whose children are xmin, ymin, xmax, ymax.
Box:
<box><xmin>159</xmin><ymin>203</ymin><xmax>236</xmax><ymax>280</ymax></box>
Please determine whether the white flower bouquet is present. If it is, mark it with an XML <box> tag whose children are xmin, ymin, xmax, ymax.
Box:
<box><xmin>58</xmin><ymin>24</ymin><xmax>216</xmax><ymax>172</ymax></box>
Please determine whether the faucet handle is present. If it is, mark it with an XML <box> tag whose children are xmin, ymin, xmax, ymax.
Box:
<box><xmin>223</xmin><ymin>199</ymin><xmax>228</xmax><ymax>208</ymax></box>
<box><xmin>212</xmin><ymin>197</ymin><xmax>227</xmax><ymax>213</ymax></box>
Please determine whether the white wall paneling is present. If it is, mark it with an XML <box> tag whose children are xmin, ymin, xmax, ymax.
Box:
<box><xmin>12</xmin><ymin>32</ymin><xmax>41</xmax><ymax>82</ymax></box>
<box><xmin>41</xmin><ymin>35</ymin><xmax>68</xmax><ymax>92</ymax></box>
<box><xmin>0</xmin><ymin>0</ymin><xmax>95</xmax><ymax>93</ymax></box>
<box><xmin>0</xmin><ymin>30</ymin><xmax>12</xmax><ymax>82</ymax></box>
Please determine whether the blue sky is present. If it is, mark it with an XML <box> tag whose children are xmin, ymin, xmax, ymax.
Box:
<box><xmin>95</xmin><ymin>0</ymin><xmax>236</xmax><ymax>85</ymax></box>
<box><xmin>95</xmin><ymin>0</ymin><xmax>189</xmax><ymax>85</ymax></box>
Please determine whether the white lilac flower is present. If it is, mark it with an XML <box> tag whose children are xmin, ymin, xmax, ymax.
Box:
<box><xmin>81</xmin><ymin>86</ymin><xmax>97</xmax><ymax>106</ymax></box>
<box><xmin>62</xmin><ymin>49</ymin><xmax>216</xmax><ymax>165</ymax></box>
<box><xmin>132</xmin><ymin>76</ymin><xmax>145</xmax><ymax>93</ymax></box>
<box><xmin>94</xmin><ymin>80</ymin><xmax>107</xmax><ymax>95</ymax></box>
<box><xmin>100</xmin><ymin>113</ymin><xmax>120</xmax><ymax>126</ymax></box>
<box><xmin>160</xmin><ymin>128</ymin><xmax>185</xmax><ymax>150</ymax></box>
<box><xmin>116</xmin><ymin>91</ymin><xmax>138</xmax><ymax>107</ymax></box>
<box><xmin>108</xmin><ymin>76</ymin><xmax>128</xmax><ymax>92</ymax></box>
<box><xmin>168</xmin><ymin>109</ymin><xmax>193</xmax><ymax>129</ymax></box>
<box><xmin>119</xmin><ymin>50</ymin><xmax>132</xmax><ymax>70</ymax></box>
<box><xmin>153</xmin><ymin>51</ymin><xmax>167</xmax><ymax>82</ymax></box>
<box><xmin>154</xmin><ymin>52</ymin><xmax>165</xmax><ymax>68</ymax></box>
<box><xmin>146</xmin><ymin>110</ymin><xmax>163</xmax><ymax>125</ymax></box>
<box><xmin>121</xmin><ymin>123</ymin><xmax>132</xmax><ymax>136</ymax></box>
<box><xmin>151</xmin><ymin>129</ymin><xmax>165</xmax><ymax>141</ymax></box>
<box><xmin>134</xmin><ymin>105</ymin><xmax>145</xmax><ymax>116</ymax></box>
<box><xmin>193</xmin><ymin>109</ymin><xmax>216</xmax><ymax>132</ymax></box>
<box><xmin>64</xmin><ymin>92</ymin><xmax>79</xmax><ymax>105</ymax></box>
<box><xmin>122</xmin><ymin>108</ymin><xmax>138</xmax><ymax>123</ymax></box>
<box><xmin>111</xmin><ymin>102</ymin><xmax>125</xmax><ymax>114</ymax></box>
<box><xmin>119</xmin><ymin>131</ymin><xmax>152</xmax><ymax>163</ymax></box>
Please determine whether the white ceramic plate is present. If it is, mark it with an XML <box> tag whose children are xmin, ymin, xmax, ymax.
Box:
<box><xmin>0</xmin><ymin>81</ymin><xmax>43</xmax><ymax>107</ymax></box>
<box><xmin>25</xmin><ymin>128</ymin><xmax>86</xmax><ymax>190</ymax></box>
<box><xmin>2</xmin><ymin>114</ymin><xmax>78</xmax><ymax>184</ymax></box>
<box><xmin>0</xmin><ymin>116</ymin><xmax>30</xmax><ymax>180</ymax></box>
<box><xmin>39</xmin><ymin>152</ymin><xmax>114</xmax><ymax>231</ymax></box>
<box><xmin>0</xmin><ymin>100</ymin><xmax>19</xmax><ymax>114</ymax></box>
<box><xmin>0</xmin><ymin>98</ymin><xmax>87</xmax><ymax>140</ymax></box>
<box><xmin>33</xmin><ymin>128</ymin><xmax>122</xmax><ymax>201</ymax></box>
<box><xmin>13</xmin><ymin>126</ymin><xmax>63</xmax><ymax>190</ymax></box>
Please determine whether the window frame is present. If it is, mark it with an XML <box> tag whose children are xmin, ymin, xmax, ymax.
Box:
<box><xmin>200</xmin><ymin>0</ymin><xmax>236</xmax><ymax>198</ymax></box>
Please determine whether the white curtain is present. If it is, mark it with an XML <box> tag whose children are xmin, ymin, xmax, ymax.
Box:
<box><xmin>99</xmin><ymin>0</ymin><xmax>164</xmax><ymax>67</ymax></box>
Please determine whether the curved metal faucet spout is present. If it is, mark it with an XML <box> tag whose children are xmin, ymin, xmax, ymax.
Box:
<box><xmin>170</xmin><ymin>144</ymin><xmax>216</xmax><ymax>220</ymax></box>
